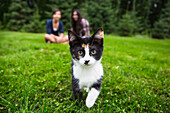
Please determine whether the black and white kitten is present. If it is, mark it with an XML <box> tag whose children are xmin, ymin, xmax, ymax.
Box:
<box><xmin>68</xmin><ymin>28</ymin><xmax>104</xmax><ymax>108</ymax></box>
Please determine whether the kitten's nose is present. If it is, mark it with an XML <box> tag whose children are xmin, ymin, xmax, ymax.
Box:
<box><xmin>84</xmin><ymin>60</ymin><xmax>90</xmax><ymax>65</ymax></box>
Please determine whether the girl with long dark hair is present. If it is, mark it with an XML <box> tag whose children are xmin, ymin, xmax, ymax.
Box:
<box><xmin>71</xmin><ymin>9</ymin><xmax>90</xmax><ymax>36</ymax></box>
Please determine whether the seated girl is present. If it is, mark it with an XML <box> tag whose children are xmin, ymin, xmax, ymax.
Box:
<box><xmin>44</xmin><ymin>9</ymin><xmax>68</xmax><ymax>44</ymax></box>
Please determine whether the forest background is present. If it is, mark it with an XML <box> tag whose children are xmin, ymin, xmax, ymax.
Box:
<box><xmin>0</xmin><ymin>0</ymin><xmax>170</xmax><ymax>39</ymax></box>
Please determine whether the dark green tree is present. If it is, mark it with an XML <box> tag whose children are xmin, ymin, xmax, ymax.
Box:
<box><xmin>117</xmin><ymin>12</ymin><xmax>137</xmax><ymax>36</ymax></box>
<box><xmin>83</xmin><ymin>0</ymin><xmax>114</xmax><ymax>34</ymax></box>
<box><xmin>110</xmin><ymin>0</ymin><xmax>121</xmax><ymax>29</ymax></box>
<box><xmin>132</xmin><ymin>0</ymin><xmax>151</xmax><ymax>33</ymax></box>
<box><xmin>152</xmin><ymin>1</ymin><xmax>170</xmax><ymax>39</ymax></box>
<box><xmin>36</xmin><ymin>0</ymin><xmax>59</xmax><ymax>20</ymax></box>
<box><xmin>22</xmin><ymin>8</ymin><xmax>46</xmax><ymax>33</ymax></box>
<box><xmin>6</xmin><ymin>0</ymin><xmax>33</xmax><ymax>31</ymax></box>
<box><xmin>0</xmin><ymin>0</ymin><xmax>11</xmax><ymax>29</ymax></box>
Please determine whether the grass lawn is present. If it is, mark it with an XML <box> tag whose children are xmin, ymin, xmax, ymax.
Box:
<box><xmin>0</xmin><ymin>31</ymin><xmax>169</xmax><ymax>112</ymax></box>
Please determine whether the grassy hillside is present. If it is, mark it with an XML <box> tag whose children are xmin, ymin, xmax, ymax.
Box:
<box><xmin>0</xmin><ymin>31</ymin><xmax>169</xmax><ymax>112</ymax></box>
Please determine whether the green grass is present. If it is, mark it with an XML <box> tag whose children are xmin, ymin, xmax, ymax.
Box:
<box><xmin>0</xmin><ymin>31</ymin><xmax>169</xmax><ymax>112</ymax></box>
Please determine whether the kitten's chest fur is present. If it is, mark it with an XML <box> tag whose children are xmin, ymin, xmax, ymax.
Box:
<box><xmin>72</xmin><ymin>60</ymin><xmax>103</xmax><ymax>89</ymax></box>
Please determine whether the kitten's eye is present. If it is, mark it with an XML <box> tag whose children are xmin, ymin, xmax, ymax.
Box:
<box><xmin>78</xmin><ymin>51</ymin><xmax>83</xmax><ymax>55</ymax></box>
<box><xmin>91</xmin><ymin>50</ymin><xmax>96</xmax><ymax>54</ymax></box>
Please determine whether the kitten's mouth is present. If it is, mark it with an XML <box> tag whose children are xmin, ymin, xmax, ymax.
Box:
<box><xmin>84</xmin><ymin>63</ymin><xmax>92</xmax><ymax>67</ymax></box>
<box><xmin>84</xmin><ymin>64</ymin><xmax>90</xmax><ymax>66</ymax></box>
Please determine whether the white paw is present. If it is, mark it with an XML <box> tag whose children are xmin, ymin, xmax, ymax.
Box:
<box><xmin>86</xmin><ymin>100</ymin><xmax>94</xmax><ymax>108</ymax></box>
<box><xmin>85</xmin><ymin>88</ymin><xmax>100</xmax><ymax>108</ymax></box>
<box><xmin>84</xmin><ymin>87</ymin><xmax>89</xmax><ymax>92</ymax></box>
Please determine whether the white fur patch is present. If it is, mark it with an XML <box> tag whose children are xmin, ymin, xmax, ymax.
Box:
<box><xmin>84</xmin><ymin>87</ymin><xmax>89</xmax><ymax>92</ymax></box>
<box><xmin>86</xmin><ymin>88</ymin><xmax>100</xmax><ymax>108</ymax></box>
<box><xmin>73</xmin><ymin>58</ymin><xmax>103</xmax><ymax>89</ymax></box>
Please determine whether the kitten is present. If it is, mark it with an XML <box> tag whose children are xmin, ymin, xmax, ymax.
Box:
<box><xmin>68</xmin><ymin>27</ymin><xmax>104</xmax><ymax>108</ymax></box>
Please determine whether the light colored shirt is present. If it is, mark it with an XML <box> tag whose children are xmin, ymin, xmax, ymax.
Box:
<box><xmin>81</xmin><ymin>18</ymin><xmax>90</xmax><ymax>36</ymax></box>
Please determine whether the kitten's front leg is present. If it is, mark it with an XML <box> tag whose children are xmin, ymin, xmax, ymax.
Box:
<box><xmin>72</xmin><ymin>88</ymin><xmax>83</xmax><ymax>106</ymax></box>
<box><xmin>86</xmin><ymin>78</ymin><xmax>102</xmax><ymax>108</ymax></box>
<box><xmin>86</xmin><ymin>88</ymin><xmax>100</xmax><ymax>108</ymax></box>
<box><xmin>72</xmin><ymin>76</ymin><xmax>83</xmax><ymax>106</ymax></box>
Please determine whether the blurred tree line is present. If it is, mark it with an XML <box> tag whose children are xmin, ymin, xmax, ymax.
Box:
<box><xmin>0</xmin><ymin>0</ymin><xmax>169</xmax><ymax>39</ymax></box>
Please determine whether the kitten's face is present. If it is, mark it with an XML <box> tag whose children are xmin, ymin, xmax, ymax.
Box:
<box><xmin>68</xmin><ymin>28</ymin><xmax>104</xmax><ymax>66</ymax></box>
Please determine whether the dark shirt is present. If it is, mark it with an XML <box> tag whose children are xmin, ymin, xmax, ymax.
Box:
<box><xmin>46</xmin><ymin>19</ymin><xmax>64</xmax><ymax>36</ymax></box>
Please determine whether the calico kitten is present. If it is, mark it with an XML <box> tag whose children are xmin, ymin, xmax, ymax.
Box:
<box><xmin>68</xmin><ymin>27</ymin><xmax>104</xmax><ymax>108</ymax></box>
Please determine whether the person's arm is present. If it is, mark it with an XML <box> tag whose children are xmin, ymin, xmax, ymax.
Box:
<box><xmin>59</xmin><ymin>33</ymin><xmax>64</xmax><ymax>38</ymax></box>
<box><xmin>59</xmin><ymin>21</ymin><xmax>64</xmax><ymax>38</ymax></box>
<box><xmin>82</xmin><ymin>18</ymin><xmax>90</xmax><ymax>36</ymax></box>
<box><xmin>86</xmin><ymin>21</ymin><xmax>90</xmax><ymax>36</ymax></box>
<box><xmin>46</xmin><ymin>20</ymin><xmax>52</xmax><ymax>34</ymax></box>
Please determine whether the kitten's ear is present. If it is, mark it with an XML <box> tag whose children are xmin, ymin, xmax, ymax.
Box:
<box><xmin>92</xmin><ymin>27</ymin><xmax>104</xmax><ymax>39</ymax></box>
<box><xmin>91</xmin><ymin>27</ymin><xmax>104</xmax><ymax>46</ymax></box>
<box><xmin>68</xmin><ymin>30</ymin><xmax>80</xmax><ymax>42</ymax></box>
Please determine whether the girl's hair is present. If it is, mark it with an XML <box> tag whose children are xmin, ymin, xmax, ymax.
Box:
<box><xmin>71</xmin><ymin>9</ymin><xmax>83</xmax><ymax>35</ymax></box>
<box><xmin>52</xmin><ymin>9</ymin><xmax>60</xmax><ymax>15</ymax></box>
